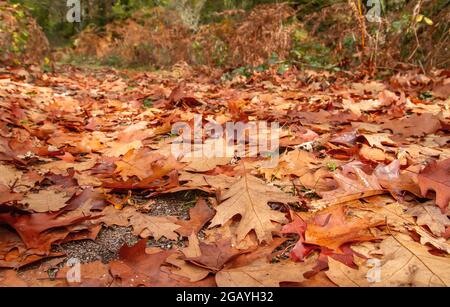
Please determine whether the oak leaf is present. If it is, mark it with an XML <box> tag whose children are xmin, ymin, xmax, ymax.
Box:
<box><xmin>311</xmin><ymin>163</ymin><xmax>384</xmax><ymax>210</ymax></box>
<box><xmin>408</xmin><ymin>225</ymin><xmax>450</xmax><ymax>253</ymax></box>
<box><xmin>184</xmin><ymin>237</ymin><xmax>244</xmax><ymax>271</ymax></box>
<box><xmin>0</xmin><ymin>226</ymin><xmax>63</xmax><ymax>268</ymax></box>
<box><xmin>302</xmin><ymin>203</ymin><xmax>383</xmax><ymax>251</ymax></box>
<box><xmin>406</xmin><ymin>204</ymin><xmax>450</xmax><ymax>236</ymax></box>
<box><xmin>181</xmin><ymin>140</ymin><xmax>233</xmax><ymax>172</ymax></box>
<box><xmin>179</xmin><ymin>172</ymin><xmax>236</xmax><ymax>191</ymax></box>
<box><xmin>0</xmin><ymin>184</ymin><xmax>22</xmax><ymax>204</ymax></box>
<box><xmin>209</xmin><ymin>174</ymin><xmax>297</xmax><ymax>243</ymax></box>
<box><xmin>260</xmin><ymin>149</ymin><xmax>320</xmax><ymax>181</ymax></box>
<box><xmin>215</xmin><ymin>258</ymin><xmax>316</xmax><ymax>287</ymax></box>
<box><xmin>0</xmin><ymin>164</ymin><xmax>22</xmax><ymax>186</ymax></box>
<box><xmin>165</xmin><ymin>253</ymin><xmax>211</xmax><ymax>282</ymax></box>
<box><xmin>114</xmin><ymin>149</ymin><xmax>169</xmax><ymax>181</ymax></box>
<box><xmin>103</xmin><ymin>140</ymin><xmax>142</xmax><ymax>157</ymax></box>
<box><xmin>22</xmin><ymin>190</ymin><xmax>71</xmax><ymax>213</ymax></box>
<box><xmin>418</xmin><ymin>159</ymin><xmax>450</xmax><ymax>212</ymax></box>
<box><xmin>109</xmin><ymin>240</ymin><xmax>214</xmax><ymax>287</ymax></box>
<box><xmin>109</xmin><ymin>240</ymin><xmax>179</xmax><ymax>287</ymax></box>
<box><xmin>360</xmin><ymin>133</ymin><xmax>395</xmax><ymax>150</ymax></box>
<box><xmin>381</xmin><ymin>113</ymin><xmax>442</xmax><ymax>138</ymax></box>
<box><xmin>374</xmin><ymin>160</ymin><xmax>421</xmax><ymax>197</ymax></box>
<box><xmin>0</xmin><ymin>210</ymin><xmax>95</xmax><ymax>253</ymax></box>
<box><xmin>56</xmin><ymin>261</ymin><xmax>113</xmax><ymax>287</ymax></box>
<box><xmin>326</xmin><ymin>234</ymin><xmax>450</xmax><ymax>286</ymax></box>
<box><xmin>99</xmin><ymin>206</ymin><xmax>180</xmax><ymax>240</ymax></box>
<box><xmin>175</xmin><ymin>198</ymin><xmax>215</xmax><ymax>237</ymax></box>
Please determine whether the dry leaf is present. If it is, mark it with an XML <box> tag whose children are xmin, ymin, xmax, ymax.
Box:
<box><xmin>100</xmin><ymin>206</ymin><xmax>180</xmax><ymax>240</ymax></box>
<box><xmin>407</xmin><ymin>204</ymin><xmax>450</xmax><ymax>236</ymax></box>
<box><xmin>326</xmin><ymin>234</ymin><xmax>450</xmax><ymax>286</ymax></box>
<box><xmin>216</xmin><ymin>258</ymin><xmax>316</xmax><ymax>287</ymax></box>
<box><xmin>209</xmin><ymin>174</ymin><xmax>297</xmax><ymax>243</ymax></box>
<box><xmin>418</xmin><ymin>159</ymin><xmax>450</xmax><ymax>212</ymax></box>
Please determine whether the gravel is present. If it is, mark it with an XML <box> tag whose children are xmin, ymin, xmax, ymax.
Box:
<box><xmin>50</xmin><ymin>192</ymin><xmax>201</xmax><ymax>265</ymax></box>
<box><xmin>146</xmin><ymin>191</ymin><xmax>202</xmax><ymax>220</ymax></box>
<box><xmin>54</xmin><ymin>225</ymin><xmax>138</xmax><ymax>264</ymax></box>
<box><xmin>17</xmin><ymin>191</ymin><xmax>205</xmax><ymax>280</ymax></box>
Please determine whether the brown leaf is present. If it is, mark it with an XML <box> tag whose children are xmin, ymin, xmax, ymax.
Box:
<box><xmin>165</xmin><ymin>253</ymin><xmax>211</xmax><ymax>282</ymax></box>
<box><xmin>0</xmin><ymin>226</ymin><xmax>63</xmax><ymax>268</ymax></box>
<box><xmin>99</xmin><ymin>206</ymin><xmax>180</xmax><ymax>240</ymax></box>
<box><xmin>21</xmin><ymin>190</ymin><xmax>71</xmax><ymax>213</ymax></box>
<box><xmin>326</xmin><ymin>234</ymin><xmax>450</xmax><ymax>286</ymax></box>
<box><xmin>407</xmin><ymin>204</ymin><xmax>450</xmax><ymax>236</ymax></box>
<box><xmin>302</xmin><ymin>203</ymin><xmax>384</xmax><ymax>251</ymax></box>
<box><xmin>184</xmin><ymin>237</ymin><xmax>245</xmax><ymax>271</ymax></box>
<box><xmin>381</xmin><ymin>113</ymin><xmax>442</xmax><ymax>138</ymax></box>
<box><xmin>260</xmin><ymin>149</ymin><xmax>321</xmax><ymax>180</ymax></box>
<box><xmin>374</xmin><ymin>160</ymin><xmax>422</xmax><ymax>197</ymax></box>
<box><xmin>209</xmin><ymin>173</ymin><xmax>297</xmax><ymax>243</ymax></box>
<box><xmin>0</xmin><ymin>184</ymin><xmax>22</xmax><ymax>204</ymax></box>
<box><xmin>179</xmin><ymin>172</ymin><xmax>236</xmax><ymax>191</ymax></box>
<box><xmin>109</xmin><ymin>240</ymin><xmax>213</xmax><ymax>287</ymax></box>
<box><xmin>0</xmin><ymin>163</ymin><xmax>22</xmax><ymax>186</ymax></box>
<box><xmin>215</xmin><ymin>258</ymin><xmax>316</xmax><ymax>287</ymax></box>
<box><xmin>176</xmin><ymin>198</ymin><xmax>215</xmax><ymax>237</ymax></box>
<box><xmin>0</xmin><ymin>209</ymin><xmax>96</xmax><ymax>253</ymax></box>
<box><xmin>311</xmin><ymin>162</ymin><xmax>384</xmax><ymax>210</ymax></box>
<box><xmin>109</xmin><ymin>240</ymin><xmax>177</xmax><ymax>287</ymax></box>
<box><xmin>56</xmin><ymin>261</ymin><xmax>113</xmax><ymax>287</ymax></box>
<box><xmin>418</xmin><ymin>159</ymin><xmax>450</xmax><ymax>212</ymax></box>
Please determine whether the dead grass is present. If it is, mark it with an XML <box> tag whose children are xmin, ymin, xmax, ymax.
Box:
<box><xmin>69</xmin><ymin>1</ymin><xmax>449</xmax><ymax>71</ymax></box>
<box><xmin>73</xmin><ymin>3</ymin><xmax>298</xmax><ymax>68</ymax></box>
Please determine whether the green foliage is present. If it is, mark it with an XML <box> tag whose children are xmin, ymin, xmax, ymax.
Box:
<box><xmin>294</xmin><ymin>0</ymin><xmax>344</xmax><ymax>15</ymax></box>
<box><xmin>209</xmin><ymin>38</ymin><xmax>229</xmax><ymax>67</ymax></box>
<box><xmin>112</xmin><ymin>0</ymin><xmax>168</xmax><ymax>20</ymax></box>
<box><xmin>290</xmin><ymin>39</ymin><xmax>336</xmax><ymax>70</ymax></box>
<box><xmin>326</xmin><ymin>161</ymin><xmax>337</xmax><ymax>172</ymax></box>
<box><xmin>8</xmin><ymin>0</ymin><xmax>285</xmax><ymax>44</ymax></box>
<box><xmin>419</xmin><ymin>91</ymin><xmax>433</xmax><ymax>101</ymax></box>
<box><xmin>1</xmin><ymin>2</ymin><xmax>50</xmax><ymax>67</ymax></box>
<box><xmin>101</xmin><ymin>55</ymin><xmax>124</xmax><ymax>67</ymax></box>
<box><xmin>9</xmin><ymin>0</ymin><xmax>76</xmax><ymax>45</ymax></box>
<box><xmin>7</xmin><ymin>0</ymin><xmax>448</xmax><ymax>71</ymax></box>
<box><xmin>200</xmin><ymin>0</ymin><xmax>274</xmax><ymax>23</ymax></box>
<box><xmin>143</xmin><ymin>98</ymin><xmax>154</xmax><ymax>108</ymax></box>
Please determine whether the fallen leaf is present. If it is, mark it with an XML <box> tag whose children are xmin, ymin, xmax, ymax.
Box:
<box><xmin>209</xmin><ymin>173</ymin><xmax>297</xmax><ymax>243</ymax></box>
<box><xmin>165</xmin><ymin>253</ymin><xmax>211</xmax><ymax>282</ymax></box>
<box><xmin>215</xmin><ymin>258</ymin><xmax>316</xmax><ymax>287</ymax></box>
<box><xmin>326</xmin><ymin>233</ymin><xmax>450</xmax><ymax>286</ymax></box>
<box><xmin>0</xmin><ymin>209</ymin><xmax>96</xmax><ymax>253</ymax></box>
<box><xmin>311</xmin><ymin>163</ymin><xmax>384</xmax><ymax>210</ymax></box>
<box><xmin>175</xmin><ymin>198</ymin><xmax>215</xmax><ymax>237</ymax></box>
<box><xmin>302</xmin><ymin>203</ymin><xmax>383</xmax><ymax>251</ymax></box>
<box><xmin>185</xmin><ymin>238</ymin><xmax>244</xmax><ymax>271</ymax></box>
<box><xmin>22</xmin><ymin>190</ymin><xmax>71</xmax><ymax>213</ymax></box>
<box><xmin>406</xmin><ymin>204</ymin><xmax>450</xmax><ymax>236</ymax></box>
<box><xmin>56</xmin><ymin>261</ymin><xmax>113</xmax><ymax>287</ymax></box>
<box><xmin>418</xmin><ymin>159</ymin><xmax>450</xmax><ymax>212</ymax></box>
<box><xmin>99</xmin><ymin>206</ymin><xmax>180</xmax><ymax>240</ymax></box>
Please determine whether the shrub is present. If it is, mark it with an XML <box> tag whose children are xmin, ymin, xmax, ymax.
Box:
<box><xmin>0</xmin><ymin>2</ymin><xmax>50</xmax><ymax>67</ymax></box>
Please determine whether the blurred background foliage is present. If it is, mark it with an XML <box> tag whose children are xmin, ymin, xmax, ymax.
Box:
<box><xmin>2</xmin><ymin>0</ymin><xmax>449</xmax><ymax>73</ymax></box>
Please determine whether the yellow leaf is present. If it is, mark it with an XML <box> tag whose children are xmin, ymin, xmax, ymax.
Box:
<box><xmin>424</xmin><ymin>17</ymin><xmax>433</xmax><ymax>25</ymax></box>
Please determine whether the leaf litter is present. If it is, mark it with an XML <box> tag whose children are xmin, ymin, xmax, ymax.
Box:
<box><xmin>0</xmin><ymin>64</ymin><xmax>449</xmax><ymax>287</ymax></box>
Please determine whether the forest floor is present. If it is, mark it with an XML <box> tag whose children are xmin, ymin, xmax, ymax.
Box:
<box><xmin>0</xmin><ymin>63</ymin><xmax>449</xmax><ymax>287</ymax></box>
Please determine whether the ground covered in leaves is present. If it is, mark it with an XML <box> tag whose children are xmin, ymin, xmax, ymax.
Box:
<box><xmin>0</xmin><ymin>64</ymin><xmax>449</xmax><ymax>287</ymax></box>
